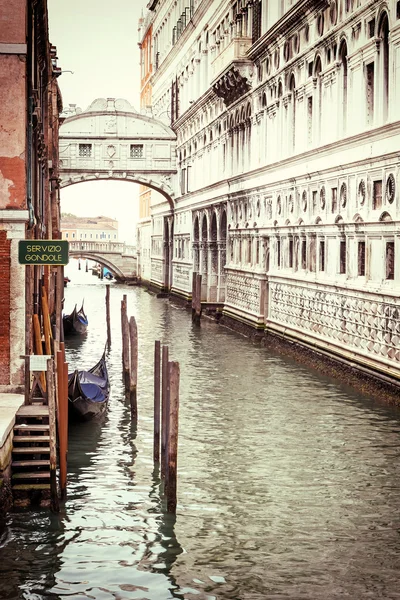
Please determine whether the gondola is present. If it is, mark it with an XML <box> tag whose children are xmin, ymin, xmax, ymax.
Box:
<box><xmin>63</xmin><ymin>302</ymin><xmax>88</xmax><ymax>335</ymax></box>
<box><xmin>68</xmin><ymin>351</ymin><xmax>110</xmax><ymax>421</ymax></box>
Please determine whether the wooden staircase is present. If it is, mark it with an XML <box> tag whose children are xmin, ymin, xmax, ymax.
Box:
<box><xmin>11</xmin><ymin>404</ymin><xmax>52</xmax><ymax>502</ymax></box>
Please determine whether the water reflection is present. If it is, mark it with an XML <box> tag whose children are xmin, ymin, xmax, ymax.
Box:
<box><xmin>1</xmin><ymin>265</ymin><xmax>400</xmax><ymax>599</ymax></box>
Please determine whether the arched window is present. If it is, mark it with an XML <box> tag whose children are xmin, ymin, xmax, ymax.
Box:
<box><xmin>378</xmin><ymin>12</ymin><xmax>389</xmax><ymax>122</ymax></box>
<box><xmin>289</xmin><ymin>74</ymin><xmax>296</xmax><ymax>151</ymax></box>
<box><xmin>314</xmin><ymin>56</ymin><xmax>322</xmax><ymax>143</ymax></box>
<box><xmin>339</xmin><ymin>40</ymin><xmax>348</xmax><ymax>134</ymax></box>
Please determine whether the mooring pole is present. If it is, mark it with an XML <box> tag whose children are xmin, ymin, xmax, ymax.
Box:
<box><xmin>153</xmin><ymin>340</ymin><xmax>161</xmax><ymax>462</ymax></box>
<box><xmin>105</xmin><ymin>284</ymin><xmax>111</xmax><ymax>350</ymax></box>
<box><xmin>161</xmin><ymin>344</ymin><xmax>169</xmax><ymax>480</ymax></box>
<box><xmin>194</xmin><ymin>273</ymin><xmax>202</xmax><ymax>324</ymax></box>
<box><xmin>46</xmin><ymin>358</ymin><xmax>59</xmax><ymax>512</ymax></box>
<box><xmin>121</xmin><ymin>295</ymin><xmax>130</xmax><ymax>394</ymax></box>
<box><xmin>167</xmin><ymin>361</ymin><xmax>180</xmax><ymax>513</ymax></box>
<box><xmin>129</xmin><ymin>316</ymin><xmax>138</xmax><ymax>419</ymax></box>
<box><xmin>56</xmin><ymin>347</ymin><xmax>68</xmax><ymax>500</ymax></box>
<box><xmin>191</xmin><ymin>271</ymin><xmax>197</xmax><ymax>321</ymax></box>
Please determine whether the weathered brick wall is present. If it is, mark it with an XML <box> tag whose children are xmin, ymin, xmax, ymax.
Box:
<box><xmin>0</xmin><ymin>231</ymin><xmax>10</xmax><ymax>384</ymax></box>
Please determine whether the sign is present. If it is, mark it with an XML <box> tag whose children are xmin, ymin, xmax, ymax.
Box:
<box><xmin>18</xmin><ymin>240</ymin><xmax>69</xmax><ymax>265</ymax></box>
<box><xmin>30</xmin><ymin>355</ymin><xmax>52</xmax><ymax>371</ymax></box>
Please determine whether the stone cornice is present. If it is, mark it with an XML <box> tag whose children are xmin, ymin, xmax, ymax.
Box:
<box><xmin>0</xmin><ymin>43</ymin><xmax>27</xmax><ymax>55</ymax></box>
<box><xmin>0</xmin><ymin>210</ymin><xmax>29</xmax><ymax>223</ymax></box>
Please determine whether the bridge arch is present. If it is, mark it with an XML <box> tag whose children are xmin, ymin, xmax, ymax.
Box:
<box><xmin>70</xmin><ymin>252</ymin><xmax>126</xmax><ymax>281</ymax></box>
<box><xmin>59</xmin><ymin>98</ymin><xmax>177</xmax><ymax>206</ymax></box>
<box><xmin>68</xmin><ymin>240</ymin><xmax>137</xmax><ymax>282</ymax></box>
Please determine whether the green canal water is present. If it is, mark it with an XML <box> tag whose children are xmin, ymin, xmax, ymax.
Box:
<box><xmin>1</xmin><ymin>263</ymin><xmax>400</xmax><ymax>599</ymax></box>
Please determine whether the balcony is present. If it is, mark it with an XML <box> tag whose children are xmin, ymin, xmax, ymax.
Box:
<box><xmin>211</xmin><ymin>37</ymin><xmax>254</xmax><ymax>106</ymax></box>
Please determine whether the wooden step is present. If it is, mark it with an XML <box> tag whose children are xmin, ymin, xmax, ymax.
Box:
<box><xmin>12</xmin><ymin>446</ymin><xmax>50</xmax><ymax>454</ymax></box>
<box><xmin>16</xmin><ymin>405</ymin><xmax>49</xmax><ymax>417</ymax></box>
<box><xmin>12</xmin><ymin>483</ymin><xmax>50</xmax><ymax>490</ymax></box>
<box><xmin>12</xmin><ymin>460</ymin><xmax>50</xmax><ymax>468</ymax></box>
<box><xmin>13</xmin><ymin>436</ymin><xmax>50</xmax><ymax>443</ymax></box>
<box><xmin>14</xmin><ymin>424</ymin><xmax>50</xmax><ymax>431</ymax></box>
<box><xmin>12</xmin><ymin>472</ymin><xmax>50</xmax><ymax>480</ymax></box>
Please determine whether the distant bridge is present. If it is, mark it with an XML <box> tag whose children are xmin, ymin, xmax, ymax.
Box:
<box><xmin>68</xmin><ymin>240</ymin><xmax>138</xmax><ymax>282</ymax></box>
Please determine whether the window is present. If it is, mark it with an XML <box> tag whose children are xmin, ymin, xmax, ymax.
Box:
<box><xmin>386</xmin><ymin>242</ymin><xmax>395</xmax><ymax>280</ymax></box>
<box><xmin>65</xmin><ymin>232</ymin><xmax>69</xmax><ymax>238</ymax></box>
<box><xmin>79</xmin><ymin>144</ymin><xmax>92</xmax><ymax>157</ymax></box>
<box><xmin>72</xmin><ymin>233</ymin><xmax>75</xmax><ymax>238</ymax></box>
<box><xmin>130</xmin><ymin>144</ymin><xmax>144</xmax><ymax>158</ymax></box>
<box><xmin>301</xmin><ymin>239</ymin><xmax>307</xmax><ymax>269</ymax></box>
<box><xmin>358</xmin><ymin>241</ymin><xmax>366</xmax><ymax>276</ymax></box>
<box><xmin>366</xmin><ymin>63</ymin><xmax>374</xmax><ymax>125</ymax></box>
<box><xmin>319</xmin><ymin>240</ymin><xmax>325</xmax><ymax>271</ymax></box>
<box><xmin>339</xmin><ymin>240</ymin><xmax>346</xmax><ymax>274</ymax></box>
<box><xmin>289</xmin><ymin>239</ymin><xmax>293</xmax><ymax>268</ymax></box>
<box><xmin>331</xmin><ymin>187</ymin><xmax>338</xmax><ymax>213</ymax></box>
<box><xmin>373</xmin><ymin>180</ymin><xmax>382</xmax><ymax>209</ymax></box>
<box><xmin>277</xmin><ymin>239</ymin><xmax>281</xmax><ymax>267</ymax></box>
<box><xmin>180</xmin><ymin>168</ymin><xmax>186</xmax><ymax>195</ymax></box>
<box><xmin>307</xmin><ymin>97</ymin><xmax>313</xmax><ymax>144</ymax></box>
<box><xmin>312</xmin><ymin>191</ymin><xmax>318</xmax><ymax>212</ymax></box>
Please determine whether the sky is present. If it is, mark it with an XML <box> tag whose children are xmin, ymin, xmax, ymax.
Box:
<box><xmin>48</xmin><ymin>0</ymin><xmax>149</xmax><ymax>242</ymax></box>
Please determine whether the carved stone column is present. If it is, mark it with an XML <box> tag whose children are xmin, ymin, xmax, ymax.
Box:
<box><xmin>200</xmin><ymin>241</ymin><xmax>208</xmax><ymax>301</ymax></box>
<box><xmin>217</xmin><ymin>240</ymin><xmax>227</xmax><ymax>303</ymax></box>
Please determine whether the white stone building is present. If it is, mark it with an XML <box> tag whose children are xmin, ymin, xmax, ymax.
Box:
<box><xmin>138</xmin><ymin>0</ymin><xmax>400</xmax><ymax>387</ymax></box>
<box><xmin>61</xmin><ymin>215</ymin><xmax>119</xmax><ymax>242</ymax></box>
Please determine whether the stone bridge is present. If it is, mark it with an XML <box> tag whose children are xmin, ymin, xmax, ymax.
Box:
<box><xmin>68</xmin><ymin>240</ymin><xmax>138</xmax><ymax>282</ymax></box>
<box><xmin>58</xmin><ymin>98</ymin><xmax>177</xmax><ymax>205</ymax></box>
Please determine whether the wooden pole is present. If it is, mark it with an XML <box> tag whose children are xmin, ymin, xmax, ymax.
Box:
<box><xmin>153</xmin><ymin>340</ymin><xmax>161</xmax><ymax>463</ymax></box>
<box><xmin>55</xmin><ymin>266</ymin><xmax>64</xmax><ymax>344</ymax></box>
<box><xmin>56</xmin><ymin>349</ymin><xmax>67</xmax><ymax>499</ymax></box>
<box><xmin>191</xmin><ymin>271</ymin><xmax>197</xmax><ymax>321</ymax></box>
<box><xmin>195</xmin><ymin>273</ymin><xmax>202</xmax><ymax>324</ymax></box>
<box><xmin>105</xmin><ymin>284</ymin><xmax>111</xmax><ymax>350</ymax></box>
<box><xmin>129</xmin><ymin>315</ymin><xmax>138</xmax><ymax>418</ymax></box>
<box><xmin>121</xmin><ymin>295</ymin><xmax>130</xmax><ymax>394</ymax></box>
<box><xmin>46</xmin><ymin>358</ymin><xmax>59</xmax><ymax>512</ymax></box>
<box><xmin>32</xmin><ymin>313</ymin><xmax>46</xmax><ymax>391</ymax></box>
<box><xmin>161</xmin><ymin>345</ymin><xmax>169</xmax><ymax>480</ymax></box>
<box><xmin>42</xmin><ymin>291</ymin><xmax>52</xmax><ymax>355</ymax></box>
<box><xmin>167</xmin><ymin>361</ymin><xmax>180</xmax><ymax>514</ymax></box>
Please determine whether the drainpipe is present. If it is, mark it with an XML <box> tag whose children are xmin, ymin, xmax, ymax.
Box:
<box><xmin>27</xmin><ymin>96</ymin><xmax>35</xmax><ymax>229</ymax></box>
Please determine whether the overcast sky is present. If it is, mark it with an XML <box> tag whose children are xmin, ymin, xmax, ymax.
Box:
<box><xmin>48</xmin><ymin>0</ymin><xmax>148</xmax><ymax>242</ymax></box>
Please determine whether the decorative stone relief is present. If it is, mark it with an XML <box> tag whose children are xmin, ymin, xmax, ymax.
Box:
<box><xmin>302</xmin><ymin>190</ymin><xmax>307</xmax><ymax>212</ymax></box>
<box><xmin>358</xmin><ymin>180</ymin><xmax>366</xmax><ymax>206</ymax></box>
<box><xmin>386</xmin><ymin>173</ymin><xmax>395</xmax><ymax>204</ymax></box>
<box><xmin>340</xmin><ymin>182</ymin><xmax>347</xmax><ymax>208</ymax></box>
<box><xmin>320</xmin><ymin>186</ymin><xmax>326</xmax><ymax>210</ymax></box>
<box><xmin>226</xmin><ymin>273</ymin><xmax>260</xmax><ymax>314</ymax></box>
<box><xmin>270</xmin><ymin>282</ymin><xmax>400</xmax><ymax>364</ymax></box>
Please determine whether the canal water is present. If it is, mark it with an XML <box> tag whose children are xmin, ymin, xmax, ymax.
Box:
<box><xmin>1</xmin><ymin>261</ymin><xmax>400</xmax><ymax>600</ymax></box>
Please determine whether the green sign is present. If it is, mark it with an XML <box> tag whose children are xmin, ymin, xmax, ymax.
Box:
<box><xmin>18</xmin><ymin>240</ymin><xmax>69</xmax><ymax>265</ymax></box>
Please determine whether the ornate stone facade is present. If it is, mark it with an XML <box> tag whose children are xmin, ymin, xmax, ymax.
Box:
<box><xmin>139</xmin><ymin>0</ymin><xmax>400</xmax><ymax>386</ymax></box>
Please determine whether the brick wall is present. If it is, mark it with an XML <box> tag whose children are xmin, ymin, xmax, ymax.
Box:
<box><xmin>0</xmin><ymin>230</ymin><xmax>10</xmax><ymax>384</ymax></box>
